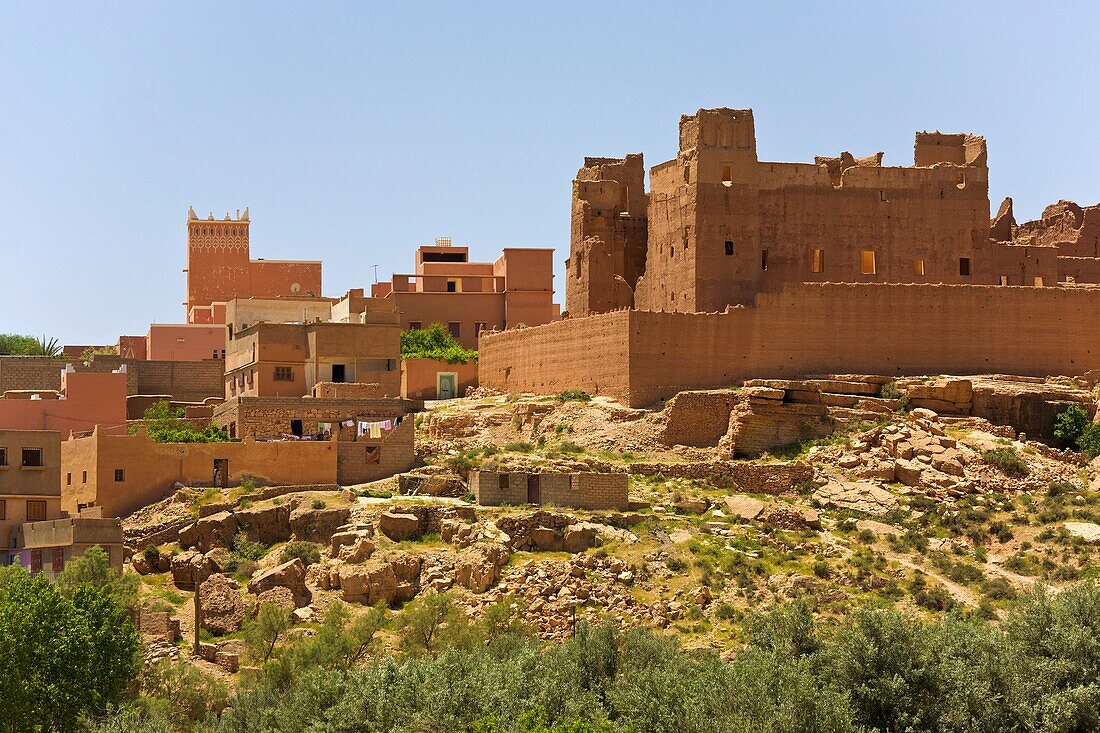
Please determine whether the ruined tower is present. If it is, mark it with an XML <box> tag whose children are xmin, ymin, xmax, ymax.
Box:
<box><xmin>564</xmin><ymin>154</ymin><xmax>648</xmax><ymax>316</ymax></box>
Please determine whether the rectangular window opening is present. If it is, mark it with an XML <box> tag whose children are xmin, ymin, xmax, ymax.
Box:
<box><xmin>724</xmin><ymin>240</ymin><xmax>734</xmax><ymax>256</ymax></box>
<box><xmin>1034</xmin><ymin>276</ymin><xmax>1044</xmax><ymax>287</ymax></box>
<box><xmin>760</xmin><ymin>249</ymin><xmax>768</xmax><ymax>271</ymax></box>
<box><xmin>861</xmin><ymin>250</ymin><xmax>877</xmax><ymax>275</ymax></box>
<box><xmin>811</xmin><ymin>249</ymin><xmax>824</xmax><ymax>274</ymax></box>
<box><xmin>914</xmin><ymin>259</ymin><xmax>926</xmax><ymax>277</ymax></box>
<box><xmin>447</xmin><ymin>322</ymin><xmax>461</xmax><ymax>339</ymax></box>
<box><xmin>999</xmin><ymin>275</ymin><xmax>1009</xmax><ymax>286</ymax></box>
<box><xmin>26</xmin><ymin>500</ymin><xmax>46</xmax><ymax>522</ymax></box>
<box><xmin>21</xmin><ymin>448</ymin><xmax>43</xmax><ymax>467</ymax></box>
<box><xmin>408</xmin><ymin>321</ymin><xmax>422</xmax><ymax>331</ymax></box>
<box><xmin>114</xmin><ymin>469</ymin><xmax>125</xmax><ymax>482</ymax></box>
<box><xmin>959</xmin><ymin>257</ymin><xmax>971</xmax><ymax>277</ymax></box>
<box><xmin>274</xmin><ymin>366</ymin><xmax>294</xmax><ymax>382</ymax></box>
<box><xmin>721</xmin><ymin>164</ymin><xmax>733</xmax><ymax>186</ymax></box>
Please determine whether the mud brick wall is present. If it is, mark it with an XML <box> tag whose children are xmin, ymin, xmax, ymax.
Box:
<box><xmin>628</xmin><ymin>460</ymin><xmax>812</xmax><ymax>494</ymax></box>
<box><xmin>481</xmin><ymin>283</ymin><xmax>1100</xmax><ymax>407</ymax></box>
<box><xmin>335</xmin><ymin>420</ymin><xmax>415</xmax><ymax>485</ymax></box>
<box><xmin>661</xmin><ymin>389</ymin><xmax>745</xmax><ymax>446</ymax></box>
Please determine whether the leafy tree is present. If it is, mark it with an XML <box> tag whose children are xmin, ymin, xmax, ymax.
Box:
<box><xmin>400</xmin><ymin>323</ymin><xmax>478</xmax><ymax>363</ymax></box>
<box><xmin>1053</xmin><ymin>404</ymin><xmax>1089</xmax><ymax>446</ymax></box>
<box><xmin>243</xmin><ymin>602</ymin><xmax>293</xmax><ymax>663</ymax></box>
<box><xmin>398</xmin><ymin>591</ymin><xmax>475</xmax><ymax>655</ymax></box>
<box><xmin>132</xmin><ymin>400</ymin><xmax>230</xmax><ymax>443</ymax></box>
<box><xmin>137</xmin><ymin>658</ymin><xmax>230</xmax><ymax>725</ymax></box>
<box><xmin>0</xmin><ymin>333</ymin><xmax>41</xmax><ymax>355</ymax></box>
<box><xmin>1077</xmin><ymin>422</ymin><xmax>1100</xmax><ymax>458</ymax></box>
<box><xmin>0</xmin><ymin>566</ymin><xmax>139</xmax><ymax>732</ymax></box>
<box><xmin>57</xmin><ymin>545</ymin><xmax>139</xmax><ymax>617</ymax></box>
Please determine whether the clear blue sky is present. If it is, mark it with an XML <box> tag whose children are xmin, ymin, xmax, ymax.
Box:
<box><xmin>2</xmin><ymin>2</ymin><xmax>1099</xmax><ymax>345</ymax></box>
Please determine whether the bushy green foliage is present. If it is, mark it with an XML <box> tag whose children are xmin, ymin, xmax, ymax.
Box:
<box><xmin>133</xmin><ymin>400</ymin><xmax>230</xmax><ymax>443</ymax></box>
<box><xmin>401</xmin><ymin>323</ymin><xmax>478</xmax><ymax>363</ymax></box>
<box><xmin>57</xmin><ymin>544</ymin><xmax>140</xmax><ymax>617</ymax></box>
<box><xmin>0</xmin><ymin>333</ymin><xmax>63</xmax><ymax>357</ymax></box>
<box><xmin>279</xmin><ymin>541</ymin><xmax>321</xmax><ymax>567</ymax></box>
<box><xmin>1053</xmin><ymin>403</ymin><xmax>1090</xmax><ymax>446</ymax></box>
<box><xmin>982</xmin><ymin>446</ymin><xmax>1029</xmax><ymax>477</ymax></box>
<box><xmin>81</xmin><ymin>345</ymin><xmax>119</xmax><ymax>362</ymax></box>
<box><xmin>556</xmin><ymin>390</ymin><xmax>592</xmax><ymax>403</ymax></box>
<box><xmin>1077</xmin><ymin>422</ymin><xmax>1100</xmax><ymax>458</ymax></box>
<box><xmin>0</xmin><ymin>564</ymin><xmax>140</xmax><ymax>732</ymax></box>
<box><xmin>69</xmin><ymin>580</ymin><xmax>1100</xmax><ymax>733</ymax></box>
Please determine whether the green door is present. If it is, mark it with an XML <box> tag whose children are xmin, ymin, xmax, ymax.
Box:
<box><xmin>437</xmin><ymin>373</ymin><xmax>456</xmax><ymax>399</ymax></box>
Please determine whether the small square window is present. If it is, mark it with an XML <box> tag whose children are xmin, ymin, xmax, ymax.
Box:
<box><xmin>274</xmin><ymin>366</ymin><xmax>294</xmax><ymax>382</ymax></box>
<box><xmin>999</xmin><ymin>275</ymin><xmax>1009</xmax><ymax>286</ymax></box>
<box><xmin>724</xmin><ymin>241</ymin><xmax>734</xmax><ymax>256</ymax></box>
<box><xmin>446</xmin><ymin>280</ymin><xmax>458</xmax><ymax>293</ymax></box>
<box><xmin>0</xmin><ymin>448</ymin><xmax>6</xmax><ymax>466</ymax></box>
<box><xmin>114</xmin><ymin>469</ymin><xmax>125</xmax><ymax>482</ymax></box>
<box><xmin>811</xmin><ymin>249</ymin><xmax>824</xmax><ymax>274</ymax></box>
<box><xmin>26</xmin><ymin>500</ymin><xmax>46</xmax><ymax>521</ymax></box>
<box><xmin>66</xmin><ymin>473</ymin><xmax>71</xmax><ymax>486</ymax></box>
<box><xmin>1034</xmin><ymin>276</ymin><xmax>1044</xmax><ymax>287</ymax></box>
<box><xmin>959</xmin><ymin>257</ymin><xmax>971</xmax><ymax>276</ymax></box>
<box><xmin>448</xmin><ymin>322</ymin><xmax>461</xmax><ymax>339</ymax></box>
<box><xmin>21</xmin><ymin>448</ymin><xmax>42</xmax><ymax>467</ymax></box>
<box><xmin>408</xmin><ymin>321</ymin><xmax>422</xmax><ymax>331</ymax></box>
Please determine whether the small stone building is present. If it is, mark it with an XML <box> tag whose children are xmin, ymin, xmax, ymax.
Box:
<box><xmin>470</xmin><ymin>470</ymin><xmax>629</xmax><ymax>511</ymax></box>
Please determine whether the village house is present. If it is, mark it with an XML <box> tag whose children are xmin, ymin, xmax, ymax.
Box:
<box><xmin>0</xmin><ymin>365</ymin><xmax>128</xmax><ymax>435</ymax></box>
<box><xmin>371</xmin><ymin>238</ymin><xmax>559</xmax><ymax>349</ymax></box>
<box><xmin>1</xmin><ymin>429</ymin><xmax>122</xmax><ymax>572</ymax></box>
<box><xmin>470</xmin><ymin>470</ymin><xmax>630</xmax><ymax>511</ymax></box>
<box><xmin>222</xmin><ymin>297</ymin><xmax>401</xmax><ymax>400</ymax></box>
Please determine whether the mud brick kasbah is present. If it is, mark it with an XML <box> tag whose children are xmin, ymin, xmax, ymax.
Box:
<box><xmin>478</xmin><ymin>106</ymin><xmax>1100</xmax><ymax>406</ymax></box>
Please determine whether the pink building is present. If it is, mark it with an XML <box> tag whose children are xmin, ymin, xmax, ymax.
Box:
<box><xmin>0</xmin><ymin>367</ymin><xmax>128</xmax><ymax>436</ymax></box>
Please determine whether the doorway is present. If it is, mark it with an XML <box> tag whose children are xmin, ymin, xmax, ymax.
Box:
<box><xmin>526</xmin><ymin>474</ymin><xmax>541</xmax><ymax>505</ymax></box>
<box><xmin>213</xmin><ymin>459</ymin><xmax>229</xmax><ymax>488</ymax></box>
<box><xmin>437</xmin><ymin>372</ymin><xmax>457</xmax><ymax>400</ymax></box>
<box><xmin>290</xmin><ymin>419</ymin><xmax>303</xmax><ymax>437</ymax></box>
<box><xmin>331</xmin><ymin>364</ymin><xmax>346</xmax><ymax>383</ymax></box>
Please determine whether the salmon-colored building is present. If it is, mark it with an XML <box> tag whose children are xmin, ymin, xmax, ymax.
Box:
<box><xmin>371</xmin><ymin>239</ymin><xmax>559</xmax><ymax>348</ymax></box>
<box><xmin>224</xmin><ymin>298</ymin><xmax>401</xmax><ymax>400</ymax></box>
<box><xmin>0</xmin><ymin>367</ymin><xmax>129</xmax><ymax>436</ymax></box>
<box><xmin>185</xmin><ymin>206</ymin><xmax>322</xmax><ymax>325</ymax></box>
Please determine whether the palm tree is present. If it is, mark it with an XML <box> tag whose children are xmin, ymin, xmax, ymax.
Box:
<box><xmin>31</xmin><ymin>336</ymin><xmax>62</xmax><ymax>358</ymax></box>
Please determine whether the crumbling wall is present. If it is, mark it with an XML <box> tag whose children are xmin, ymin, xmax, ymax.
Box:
<box><xmin>565</xmin><ymin>155</ymin><xmax>649</xmax><ymax>316</ymax></box>
<box><xmin>480</xmin><ymin>282</ymin><xmax>1100</xmax><ymax>407</ymax></box>
<box><xmin>661</xmin><ymin>389</ymin><xmax>745</xmax><ymax>446</ymax></box>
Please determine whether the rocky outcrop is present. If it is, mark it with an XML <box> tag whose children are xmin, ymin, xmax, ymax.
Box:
<box><xmin>454</xmin><ymin>543</ymin><xmax>510</xmax><ymax>593</ymax></box>
<box><xmin>290</xmin><ymin>505</ymin><xmax>351</xmax><ymax>543</ymax></box>
<box><xmin>813</xmin><ymin>479</ymin><xmax>898</xmax><ymax>517</ymax></box>
<box><xmin>247</xmin><ymin>558</ymin><xmax>308</xmax><ymax>604</ymax></box>
<box><xmin>199</xmin><ymin>574</ymin><xmax>250</xmax><ymax>635</ymax></box>
<box><xmin>170</xmin><ymin>550</ymin><xmax>212</xmax><ymax>591</ymax></box>
<box><xmin>339</xmin><ymin>559</ymin><xmax>398</xmax><ymax>605</ymax></box>
<box><xmin>179</xmin><ymin>511</ymin><xmax>238</xmax><ymax>552</ymax></box>
<box><xmin>235</xmin><ymin>505</ymin><xmax>292</xmax><ymax>544</ymax></box>
<box><xmin>379</xmin><ymin>512</ymin><xmax>422</xmax><ymax>542</ymax></box>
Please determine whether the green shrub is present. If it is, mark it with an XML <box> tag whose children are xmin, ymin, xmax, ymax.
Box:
<box><xmin>400</xmin><ymin>323</ymin><xmax>478</xmax><ymax>363</ymax></box>
<box><xmin>279</xmin><ymin>541</ymin><xmax>322</xmax><ymax>567</ymax></box>
<box><xmin>1078</xmin><ymin>422</ymin><xmax>1100</xmax><ymax>458</ymax></box>
<box><xmin>1053</xmin><ymin>403</ymin><xmax>1089</xmax><ymax>446</ymax></box>
<box><xmin>131</xmin><ymin>400</ymin><xmax>230</xmax><ymax>443</ymax></box>
<box><xmin>879</xmin><ymin>381</ymin><xmax>903</xmax><ymax>399</ymax></box>
<box><xmin>555</xmin><ymin>390</ymin><xmax>592</xmax><ymax>403</ymax></box>
<box><xmin>982</xmin><ymin>447</ymin><xmax>1029</xmax><ymax>477</ymax></box>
